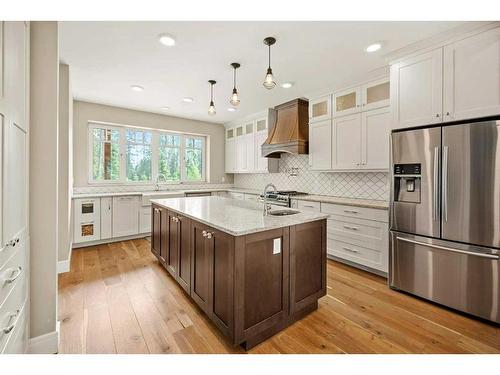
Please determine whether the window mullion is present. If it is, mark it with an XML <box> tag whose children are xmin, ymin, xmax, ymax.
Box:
<box><xmin>120</xmin><ymin>127</ymin><xmax>126</xmax><ymax>183</ymax></box>
<box><xmin>151</xmin><ymin>131</ymin><xmax>159</xmax><ymax>184</ymax></box>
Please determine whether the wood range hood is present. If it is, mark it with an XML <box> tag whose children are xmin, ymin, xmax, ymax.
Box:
<box><xmin>262</xmin><ymin>98</ymin><xmax>309</xmax><ymax>158</ymax></box>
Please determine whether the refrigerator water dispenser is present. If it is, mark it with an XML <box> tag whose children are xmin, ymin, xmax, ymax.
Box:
<box><xmin>394</xmin><ymin>163</ymin><xmax>421</xmax><ymax>203</ymax></box>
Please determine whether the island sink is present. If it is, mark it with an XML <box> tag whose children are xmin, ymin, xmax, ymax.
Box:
<box><xmin>150</xmin><ymin>196</ymin><xmax>328</xmax><ymax>349</ymax></box>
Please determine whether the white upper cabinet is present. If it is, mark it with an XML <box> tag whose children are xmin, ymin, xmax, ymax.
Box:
<box><xmin>443</xmin><ymin>27</ymin><xmax>500</xmax><ymax>121</ymax></box>
<box><xmin>361</xmin><ymin>77</ymin><xmax>390</xmax><ymax>112</ymax></box>
<box><xmin>334</xmin><ymin>86</ymin><xmax>361</xmax><ymax>117</ymax></box>
<box><xmin>390</xmin><ymin>48</ymin><xmax>443</xmax><ymax>129</ymax></box>
<box><xmin>235</xmin><ymin>125</ymin><xmax>247</xmax><ymax>172</ymax></box>
<box><xmin>224</xmin><ymin>128</ymin><xmax>235</xmax><ymax>173</ymax></box>
<box><xmin>360</xmin><ymin>107</ymin><xmax>390</xmax><ymax>170</ymax></box>
<box><xmin>309</xmin><ymin>95</ymin><xmax>332</xmax><ymax>123</ymax></box>
<box><xmin>333</xmin><ymin>114</ymin><xmax>362</xmax><ymax>170</ymax></box>
<box><xmin>309</xmin><ymin>120</ymin><xmax>332</xmax><ymax>170</ymax></box>
<box><xmin>255</xmin><ymin>117</ymin><xmax>270</xmax><ymax>172</ymax></box>
<box><xmin>244</xmin><ymin>122</ymin><xmax>255</xmax><ymax>172</ymax></box>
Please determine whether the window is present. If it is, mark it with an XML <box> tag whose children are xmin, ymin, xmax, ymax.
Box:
<box><xmin>88</xmin><ymin>122</ymin><xmax>207</xmax><ymax>184</ymax></box>
<box><xmin>91</xmin><ymin>126</ymin><xmax>120</xmax><ymax>181</ymax></box>
<box><xmin>126</xmin><ymin>129</ymin><xmax>152</xmax><ymax>181</ymax></box>
<box><xmin>184</xmin><ymin>136</ymin><xmax>204</xmax><ymax>181</ymax></box>
<box><xmin>158</xmin><ymin>134</ymin><xmax>181</xmax><ymax>182</ymax></box>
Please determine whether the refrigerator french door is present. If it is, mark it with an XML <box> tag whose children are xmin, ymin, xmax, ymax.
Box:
<box><xmin>390</xmin><ymin>119</ymin><xmax>500</xmax><ymax>324</ymax></box>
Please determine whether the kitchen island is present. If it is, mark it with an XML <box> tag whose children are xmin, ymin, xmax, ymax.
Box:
<box><xmin>150</xmin><ymin>196</ymin><xmax>328</xmax><ymax>349</ymax></box>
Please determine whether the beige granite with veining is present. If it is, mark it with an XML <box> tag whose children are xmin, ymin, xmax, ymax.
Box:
<box><xmin>71</xmin><ymin>187</ymin><xmax>261</xmax><ymax>199</ymax></box>
<box><xmin>292</xmin><ymin>195</ymin><xmax>389</xmax><ymax>210</ymax></box>
<box><xmin>151</xmin><ymin>196</ymin><xmax>329</xmax><ymax>236</ymax></box>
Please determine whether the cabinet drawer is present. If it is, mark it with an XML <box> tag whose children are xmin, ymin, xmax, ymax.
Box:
<box><xmin>0</xmin><ymin>267</ymin><xmax>28</xmax><ymax>353</ymax></box>
<box><xmin>74</xmin><ymin>198</ymin><xmax>101</xmax><ymax>222</ymax></box>
<box><xmin>1</xmin><ymin>300</ymin><xmax>27</xmax><ymax>354</ymax></box>
<box><xmin>328</xmin><ymin>237</ymin><xmax>386</xmax><ymax>272</ymax></box>
<box><xmin>229</xmin><ymin>192</ymin><xmax>245</xmax><ymax>200</ymax></box>
<box><xmin>0</xmin><ymin>241</ymin><xmax>27</xmax><ymax>308</ymax></box>
<box><xmin>297</xmin><ymin>200</ymin><xmax>321</xmax><ymax>212</ymax></box>
<box><xmin>321</xmin><ymin>202</ymin><xmax>388</xmax><ymax>222</ymax></box>
<box><xmin>327</xmin><ymin>216</ymin><xmax>387</xmax><ymax>245</ymax></box>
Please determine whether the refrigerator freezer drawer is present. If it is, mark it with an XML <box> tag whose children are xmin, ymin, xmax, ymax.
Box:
<box><xmin>390</xmin><ymin>232</ymin><xmax>500</xmax><ymax>323</ymax></box>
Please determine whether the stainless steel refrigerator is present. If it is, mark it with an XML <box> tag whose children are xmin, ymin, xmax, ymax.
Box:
<box><xmin>390</xmin><ymin>118</ymin><xmax>500</xmax><ymax>324</ymax></box>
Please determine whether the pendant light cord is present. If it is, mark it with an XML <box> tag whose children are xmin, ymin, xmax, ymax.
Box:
<box><xmin>268</xmin><ymin>44</ymin><xmax>271</xmax><ymax>69</ymax></box>
<box><xmin>233</xmin><ymin>68</ymin><xmax>236</xmax><ymax>90</ymax></box>
<box><xmin>210</xmin><ymin>82</ymin><xmax>213</xmax><ymax>101</ymax></box>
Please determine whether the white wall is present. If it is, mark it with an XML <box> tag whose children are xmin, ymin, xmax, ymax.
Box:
<box><xmin>29</xmin><ymin>21</ymin><xmax>59</xmax><ymax>342</ymax></box>
<box><xmin>58</xmin><ymin>63</ymin><xmax>72</xmax><ymax>264</ymax></box>
<box><xmin>72</xmin><ymin>101</ymin><xmax>233</xmax><ymax>188</ymax></box>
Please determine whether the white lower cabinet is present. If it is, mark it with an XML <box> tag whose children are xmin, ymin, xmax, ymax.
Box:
<box><xmin>73</xmin><ymin>198</ymin><xmax>101</xmax><ymax>243</ymax></box>
<box><xmin>112</xmin><ymin>196</ymin><xmax>139</xmax><ymax>237</ymax></box>
<box><xmin>100</xmin><ymin>197</ymin><xmax>112</xmax><ymax>240</ymax></box>
<box><xmin>139</xmin><ymin>206</ymin><xmax>151</xmax><ymax>234</ymax></box>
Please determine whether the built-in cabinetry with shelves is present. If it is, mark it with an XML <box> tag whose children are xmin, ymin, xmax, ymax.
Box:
<box><xmin>225</xmin><ymin>111</ymin><xmax>278</xmax><ymax>174</ymax></box>
<box><xmin>0</xmin><ymin>21</ymin><xmax>29</xmax><ymax>354</ymax></box>
<box><xmin>308</xmin><ymin>76</ymin><xmax>390</xmax><ymax>172</ymax></box>
<box><xmin>391</xmin><ymin>26</ymin><xmax>500</xmax><ymax>130</ymax></box>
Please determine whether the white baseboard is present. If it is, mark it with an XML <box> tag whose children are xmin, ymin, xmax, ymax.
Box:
<box><xmin>28</xmin><ymin>325</ymin><xmax>60</xmax><ymax>354</ymax></box>
<box><xmin>57</xmin><ymin>243</ymin><xmax>72</xmax><ymax>274</ymax></box>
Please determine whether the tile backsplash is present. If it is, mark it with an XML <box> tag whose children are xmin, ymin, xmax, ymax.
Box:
<box><xmin>234</xmin><ymin>154</ymin><xmax>389</xmax><ymax>201</ymax></box>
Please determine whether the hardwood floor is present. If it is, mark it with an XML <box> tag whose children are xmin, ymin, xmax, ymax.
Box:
<box><xmin>58</xmin><ymin>238</ymin><xmax>500</xmax><ymax>354</ymax></box>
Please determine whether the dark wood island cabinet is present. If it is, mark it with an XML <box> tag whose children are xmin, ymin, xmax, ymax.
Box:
<box><xmin>151</xmin><ymin>199</ymin><xmax>327</xmax><ymax>349</ymax></box>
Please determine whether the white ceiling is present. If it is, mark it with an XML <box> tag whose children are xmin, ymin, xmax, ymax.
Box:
<box><xmin>59</xmin><ymin>21</ymin><xmax>469</xmax><ymax>124</ymax></box>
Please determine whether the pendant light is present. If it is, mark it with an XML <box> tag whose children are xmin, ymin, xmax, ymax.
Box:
<box><xmin>208</xmin><ymin>80</ymin><xmax>216</xmax><ymax>116</ymax></box>
<box><xmin>229</xmin><ymin>63</ymin><xmax>241</xmax><ymax>106</ymax></box>
<box><xmin>263</xmin><ymin>37</ymin><xmax>277</xmax><ymax>90</ymax></box>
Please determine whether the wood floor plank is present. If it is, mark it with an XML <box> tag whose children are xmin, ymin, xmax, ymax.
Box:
<box><xmin>58</xmin><ymin>238</ymin><xmax>500</xmax><ymax>355</ymax></box>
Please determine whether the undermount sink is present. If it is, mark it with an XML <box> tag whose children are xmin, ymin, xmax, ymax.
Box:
<box><xmin>267</xmin><ymin>209</ymin><xmax>300</xmax><ymax>216</ymax></box>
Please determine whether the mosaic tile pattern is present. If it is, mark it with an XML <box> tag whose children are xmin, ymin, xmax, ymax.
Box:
<box><xmin>73</xmin><ymin>183</ymin><xmax>234</xmax><ymax>195</ymax></box>
<box><xmin>234</xmin><ymin>154</ymin><xmax>389</xmax><ymax>201</ymax></box>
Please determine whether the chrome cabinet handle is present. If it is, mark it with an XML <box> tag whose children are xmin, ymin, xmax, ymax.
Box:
<box><xmin>396</xmin><ymin>237</ymin><xmax>499</xmax><ymax>260</ymax></box>
<box><xmin>343</xmin><ymin>225</ymin><xmax>359</xmax><ymax>231</ymax></box>
<box><xmin>445</xmin><ymin>111</ymin><xmax>450</xmax><ymax>116</ymax></box>
<box><xmin>433</xmin><ymin>146</ymin><xmax>440</xmax><ymax>221</ymax></box>
<box><xmin>2</xmin><ymin>310</ymin><xmax>20</xmax><ymax>334</ymax></box>
<box><xmin>4</xmin><ymin>266</ymin><xmax>22</xmax><ymax>284</ymax></box>
<box><xmin>343</xmin><ymin>209</ymin><xmax>358</xmax><ymax>214</ymax></box>
<box><xmin>342</xmin><ymin>247</ymin><xmax>359</xmax><ymax>254</ymax></box>
<box><xmin>442</xmin><ymin>146</ymin><xmax>449</xmax><ymax>222</ymax></box>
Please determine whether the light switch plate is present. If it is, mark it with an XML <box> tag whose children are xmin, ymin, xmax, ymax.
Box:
<box><xmin>273</xmin><ymin>238</ymin><xmax>281</xmax><ymax>254</ymax></box>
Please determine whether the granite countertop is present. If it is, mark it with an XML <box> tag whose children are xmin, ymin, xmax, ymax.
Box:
<box><xmin>292</xmin><ymin>195</ymin><xmax>389</xmax><ymax>210</ymax></box>
<box><xmin>151</xmin><ymin>196</ymin><xmax>329</xmax><ymax>236</ymax></box>
<box><xmin>71</xmin><ymin>187</ymin><xmax>261</xmax><ymax>199</ymax></box>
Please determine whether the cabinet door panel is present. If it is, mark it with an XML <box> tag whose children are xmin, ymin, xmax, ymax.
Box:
<box><xmin>443</xmin><ymin>27</ymin><xmax>500</xmax><ymax>121</ymax></box>
<box><xmin>101</xmin><ymin>197</ymin><xmax>113</xmax><ymax>239</ymax></box>
<box><xmin>190</xmin><ymin>222</ymin><xmax>212</xmax><ymax>314</ymax></box>
<box><xmin>362</xmin><ymin>77</ymin><xmax>390</xmax><ymax>111</ymax></box>
<box><xmin>254</xmin><ymin>131</ymin><xmax>268</xmax><ymax>172</ymax></box>
<box><xmin>225</xmin><ymin>138</ymin><xmax>235</xmax><ymax>173</ymax></box>
<box><xmin>309</xmin><ymin>120</ymin><xmax>332</xmax><ymax>170</ymax></box>
<box><xmin>112</xmin><ymin>196</ymin><xmax>139</xmax><ymax>237</ymax></box>
<box><xmin>166</xmin><ymin>211</ymin><xmax>179</xmax><ymax>277</ymax></box>
<box><xmin>391</xmin><ymin>48</ymin><xmax>443</xmax><ymax>129</ymax></box>
<box><xmin>235</xmin><ymin>136</ymin><xmax>247</xmax><ymax>172</ymax></box>
<box><xmin>177</xmin><ymin>215</ymin><xmax>191</xmax><ymax>293</ymax></box>
<box><xmin>245</xmin><ymin>134</ymin><xmax>255</xmax><ymax>172</ymax></box>
<box><xmin>309</xmin><ymin>95</ymin><xmax>331</xmax><ymax>123</ymax></box>
<box><xmin>159</xmin><ymin>208</ymin><xmax>168</xmax><ymax>264</ymax></box>
<box><xmin>361</xmin><ymin>107</ymin><xmax>390</xmax><ymax>170</ymax></box>
<box><xmin>333</xmin><ymin>114</ymin><xmax>361</xmax><ymax>170</ymax></box>
<box><xmin>334</xmin><ymin>87</ymin><xmax>361</xmax><ymax>117</ymax></box>
<box><xmin>151</xmin><ymin>206</ymin><xmax>161</xmax><ymax>258</ymax></box>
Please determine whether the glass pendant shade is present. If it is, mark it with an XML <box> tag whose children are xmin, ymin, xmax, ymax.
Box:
<box><xmin>208</xmin><ymin>101</ymin><xmax>216</xmax><ymax>116</ymax></box>
<box><xmin>230</xmin><ymin>88</ymin><xmax>240</xmax><ymax>106</ymax></box>
<box><xmin>263</xmin><ymin>68</ymin><xmax>276</xmax><ymax>90</ymax></box>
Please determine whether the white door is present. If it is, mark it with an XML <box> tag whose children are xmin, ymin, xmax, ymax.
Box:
<box><xmin>225</xmin><ymin>138</ymin><xmax>235</xmax><ymax>173</ymax></box>
<box><xmin>309</xmin><ymin>95</ymin><xmax>332</xmax><ymax>123</ymax></box>
<box><xmin>101</xmin><ymin>197</ymin><xmax>113</xmax><ymax>239</ymax></box>
<box><xmin>332</xmin><ymin>114</ymin><xmax>361</xmax><ymax>170</ymax></box>
<box><xmin>360</xmin><ymin>107</ymin><xmax>390</xmax><ymax>170</ymax></box>
<box><xmin>390</xmin><ymin>48</ymin><xmax>443</xmax><ymax>129</ymax></box>
<box><xmin>309</xmin><ymin>120</ymin><xmax>332</xmax><ymax>170</ymax></box>
<box><xmin>361</xmin><ymin>77</ymin><xmax>390</xmax><ymax>112</ymax></box>
<box><xmin>333</xmin><ymin>86</ymin><xmax>361</xmax><ymax>117</ymax></box>
<box><xmin>255</xmin><ymin>131</ymin><xmax>268</xmax><ymax>172</ymax></box>
<box><xmin>112</xmin><ymin>196</ymin><xmax>139</xmax><ymax>237</ymax></box>
<box><xmin>443</xmin><ymin>27</ymin><xmax>500</xmax><ymax>122</ymax></box>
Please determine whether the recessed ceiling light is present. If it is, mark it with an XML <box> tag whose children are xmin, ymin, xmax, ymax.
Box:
<box><xmin>160</xmin><ymin>106</ymin><xmax>170</xmax><ymax>110</ymax></box>
<box><xmin>281</xmin><ymin>82</ymin><xmax>294</xmax><ymax>89</ymax></box>
<box><xmin>131</xmin><ymin>85</ymin><xmax>144</xmax><ymax>92</ymax></box>
<box><xmin>365</xmin><ymin>43</ymin><xmax>382</xmax><ymax>53</ymax></box>
<box><xmin>227</xmin><ymin>107</ymin><xmax>237</xmax><ymax>112</ymax></box>
<box><xmin>158</xmin><ymin>33</ymin><xmax>176</xmax><ymax>47</ymax></box>
<box><xmin>182</xmin><ymin>97</ymin><xmax>194</xmax><ymax>103</ymax></box>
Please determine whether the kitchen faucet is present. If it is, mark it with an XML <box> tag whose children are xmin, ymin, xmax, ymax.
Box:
<box><xmin>155</xmin><ymin>174</ymin><xmax>167</xmax><ymax>191</ymax></box>
<box><xmin>262</xmin><ymin>183</ymin><xmax>277</xmax><ymax>216</ymax></box>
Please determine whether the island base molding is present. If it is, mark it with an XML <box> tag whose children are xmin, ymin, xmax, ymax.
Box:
<box><xmin>151</xmin><ymin>203</ymin><xmax>327</xmax><ymax>350</ymax></box>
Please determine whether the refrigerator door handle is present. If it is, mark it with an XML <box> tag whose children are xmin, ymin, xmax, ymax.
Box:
<box><xmin>442</xmin><ymin>145</ymin><xmax>449</xmax><ymax>222</ymax></box>
<box><xmin>396</xmin><ymin>236</ymin><xmax>499</xmax><ymax>259</ymax></box>
<box><xmin>433</xmin><ymin>146</ymin><xmax>440</xmax><ymax>221</ymax></box>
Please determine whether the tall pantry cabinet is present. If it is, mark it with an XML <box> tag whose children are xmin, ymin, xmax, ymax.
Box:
<box><xmin>0</xmin><ymin>22</ymin><xmax>30</xmax><ymax>354</ymax></box>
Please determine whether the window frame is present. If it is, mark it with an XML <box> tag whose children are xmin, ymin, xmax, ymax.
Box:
<box><xmin>87</xmin><ymin>121</ymin><xmax>207</xmax><ymax>185</ymax></box>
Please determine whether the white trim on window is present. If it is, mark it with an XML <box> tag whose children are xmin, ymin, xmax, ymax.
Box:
<box><xmin>87</xmin><ymin>121</ymin><xmax>208</xmax><ymax>185</ymax></box>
